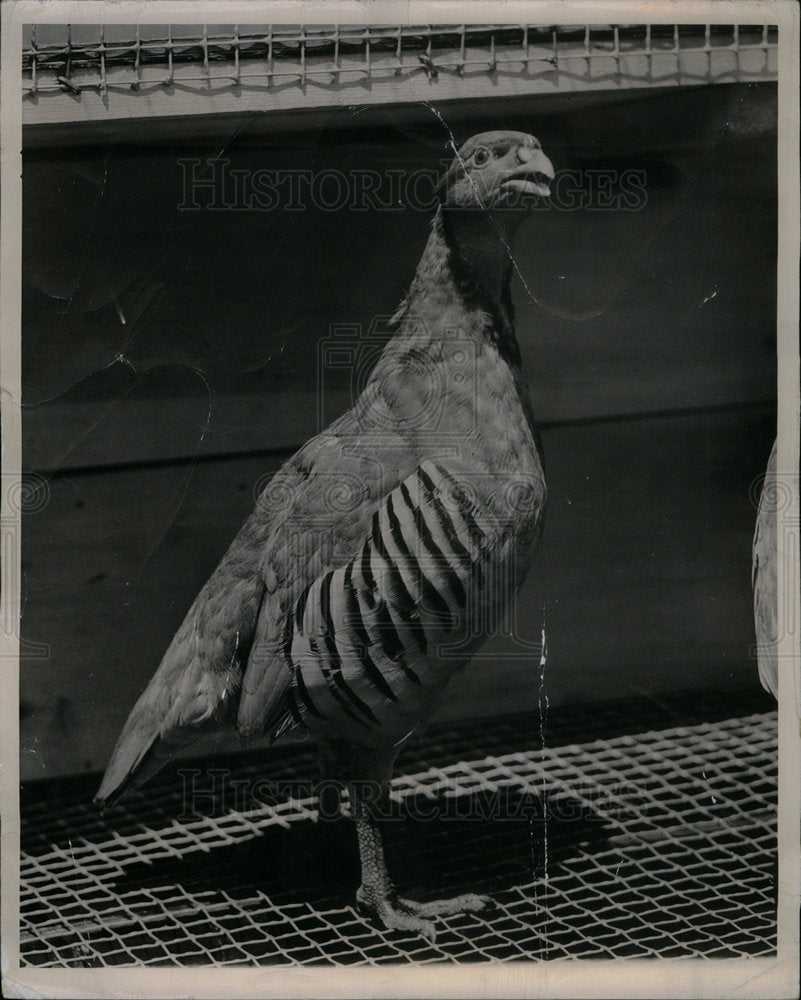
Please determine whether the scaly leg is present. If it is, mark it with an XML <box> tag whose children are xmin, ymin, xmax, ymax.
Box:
<box><xmin>349</xmin><ymin>779</ymin><xmax>491</xmax><ymax>942</ymax></box>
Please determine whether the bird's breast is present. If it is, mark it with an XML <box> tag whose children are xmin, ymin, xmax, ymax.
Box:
<box><xmin>371</xmin><ymin>329</ymin><xmax>541</xmax><ymax>477</ymax></box>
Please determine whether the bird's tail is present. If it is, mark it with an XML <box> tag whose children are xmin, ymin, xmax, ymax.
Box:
<box><xmin>95</xmin><ymin>732</ymin><xmax>167</xmax><ymax>809</ymax></box>
<box><xmin>94</xmin><ymin>678</ymin><xmax>209</xmax><ymax>808</ymax></box>
<box><xmin>95</xmin><ymin>511</ymin><xmax>271</xmax><ymax>808</ymax></box>
<box><xmin>94</xmin><ymin>633</ymin><xmax>241</xmax><ymax>808</ymax></box>
<box><xmin>94</xmin><ymin>693</ymin><xmax>173</xmax><ymax>808</ymax></box>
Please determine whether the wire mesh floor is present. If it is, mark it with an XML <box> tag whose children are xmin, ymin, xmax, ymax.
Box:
<box><xmin>20</xmin><ymin>691</ymin><xmax>777</xmax><ymax>966</ymax></box>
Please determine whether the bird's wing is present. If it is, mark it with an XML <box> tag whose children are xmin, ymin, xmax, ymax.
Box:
<box><xmin>95</xmin><ymin>434</ymin><xmax>390</xmax><ymax>803</ymax></box>
<box><xmin>753</xmin><ymin>439</ymin><xmax>778</xmax><ymax>698</ymax></box>
<box><xmin>235</xmin><ymin>429</ymin><xmax>413</xmax><ymax>740</ymax></box>
<box><xmin>238</xmin><ymin>458</ymin><xmax>543</xmax><ymax>746</ymax></box>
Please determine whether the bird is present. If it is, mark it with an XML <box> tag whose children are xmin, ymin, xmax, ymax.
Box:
<box><xmin>96</xmin><ymin>130</ymin><xmax>555</xmax><ymax>941</ymax></box>
<box><xmin>752</xmin><ymin>439</ymin><xmax>778</xmax><ymax>699</ymax></box>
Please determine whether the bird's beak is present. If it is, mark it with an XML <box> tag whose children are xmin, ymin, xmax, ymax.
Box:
<box><xmin>502</xmin><ymin>147</ymin><xmax>555</xmax><ymax>198</ymax></box>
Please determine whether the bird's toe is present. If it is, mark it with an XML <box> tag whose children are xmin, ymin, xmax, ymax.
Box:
<box><xmin>356</xmin><ymin>886</ymin><xmax>495</xmax><ymax>940</ymax></box>
<box><xmin>356</xmin><ymin>888</ymin><xmax>437</xmax><ymax>942</ymax></box>
<box><xmin>398</xmin><ymin>891</ymin><xmax>494</xmax><ymax>918</ymax></box>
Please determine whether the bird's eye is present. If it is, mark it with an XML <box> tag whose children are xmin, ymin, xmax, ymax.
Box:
<box><xmin>473</xmin><ymin>147</ymin><xmax>490</xmax><ymax>166</ymax></box>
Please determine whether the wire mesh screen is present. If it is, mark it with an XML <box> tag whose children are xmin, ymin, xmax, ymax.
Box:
<box><xmin>22</xmin><ymin>23</ymin><xmax>778</xmax><ymax>97</ymax></box>
<box><xmin>20</xmin><ymin>692</ymin><xmax>777</xmax><ymax>966</ymax></box>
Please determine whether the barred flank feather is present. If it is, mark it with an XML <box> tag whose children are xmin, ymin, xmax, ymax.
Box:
<box><xmin>283</xmin><ymin>463</ymin><xmax>519</xmax><ymax>744</ymax></box>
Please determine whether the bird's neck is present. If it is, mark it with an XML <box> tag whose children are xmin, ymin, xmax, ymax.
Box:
<box><xmin>405</xmin><ymin>208</ymin><xmax>521</xmax><ymax>365</ymax></box>
<box><xmin>441</xmin><ymin>208</ymin><xmax>518</xmax><ymax>303</ymax></box>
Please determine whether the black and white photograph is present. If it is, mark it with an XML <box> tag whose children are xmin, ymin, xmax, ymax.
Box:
<box><xmin>1</xmin><ymin>1</ymin><xmax>799</xmax><ymax>997</ymax></box>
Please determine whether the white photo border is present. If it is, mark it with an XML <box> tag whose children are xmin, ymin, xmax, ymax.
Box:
<box><xmin>2</xmin><ymin>2</ymin><xmax>798</xmax><ymax>997</ymax></box>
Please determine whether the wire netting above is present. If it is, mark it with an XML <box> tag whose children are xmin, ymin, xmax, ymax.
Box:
<box><xmin>19</xmin><ymin>690</ymin><xmax>777</xmax><ymax>966</ymax></box>
<box><xmin>22</xmin><ymin>23</ymin><xmax>778</xmax><ymax>97</ymax></box>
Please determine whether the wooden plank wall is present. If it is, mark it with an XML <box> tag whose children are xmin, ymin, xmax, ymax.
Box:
<box><xmin>20</xmin><ymin>83</ymin><xmax>777</xmax><ymax>780</ymax></box>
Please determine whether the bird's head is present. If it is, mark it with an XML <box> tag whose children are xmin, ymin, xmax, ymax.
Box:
<box><xmin>437</xmin><ymin>131</ymin><xmax>554</xmax><ymax>215</ymax></box>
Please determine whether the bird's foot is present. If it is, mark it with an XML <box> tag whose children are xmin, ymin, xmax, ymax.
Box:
<box><xmin>356</xmin><ymin>886</ymin><xmax>492</xmax><ymax>942</ymax></box>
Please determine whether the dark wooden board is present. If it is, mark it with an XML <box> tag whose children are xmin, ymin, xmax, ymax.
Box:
<box><xmin>20</xmin><ymin>407</ymin><xmax>774</xmax><ymax>780</ymax></box>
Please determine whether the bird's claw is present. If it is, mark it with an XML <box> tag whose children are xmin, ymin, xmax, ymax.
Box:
<box><xmin>356</xmin><ymin>887</ymin><xmax>493</xmax><ymax>942</ymax></box>
<box><xmin>357</xmin><ymin>896</ymin><xmax>437</xmax><ymax>943</ymax></box>
<box><xmin>403</xmin><ymin>892</ymin><xmax>493</xmax><ymax>918</ymax></box>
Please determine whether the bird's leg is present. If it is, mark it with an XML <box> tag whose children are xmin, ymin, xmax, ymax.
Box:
<box><xmin>349</xmin><ymin>779</ymin><xmax>491</xmax><ymax>942</ymax></box>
